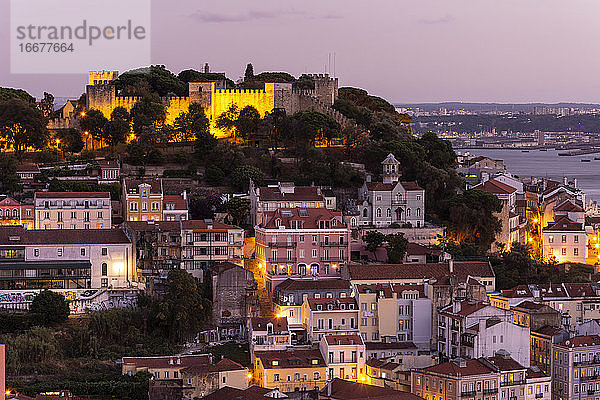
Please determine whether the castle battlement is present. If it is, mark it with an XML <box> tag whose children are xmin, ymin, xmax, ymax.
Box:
<box><xmin>88</xmin><ymin>70</ymin><xmax>118</xmax><ymax>86</ymax></box>
<box><xmin>215</xmin><ymin>88</ymin><xmax>267</xmax><ymax>94</ymax></box>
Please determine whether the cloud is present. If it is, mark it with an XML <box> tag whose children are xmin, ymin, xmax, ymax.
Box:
<box><xmin>190</xmin><ymin>8</ymin><xmax>342</xmax><ymax>23</ymax></box>
<box><xmin>417</xmin><ymin>14</ymin><xmax>454</xmax><ymax>25</ymax></box>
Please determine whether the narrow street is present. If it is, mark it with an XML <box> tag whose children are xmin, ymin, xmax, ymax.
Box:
<box><xmin>244</xmin><ymin>257</ymin><xmax>273</xmax><ymax>317</ymax></box>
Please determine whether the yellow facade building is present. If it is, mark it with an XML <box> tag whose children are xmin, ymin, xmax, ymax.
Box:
<box><xmin>253</xmin><ymin>348</ymin><xmax>327</xmax><ymax>392</ymax></box>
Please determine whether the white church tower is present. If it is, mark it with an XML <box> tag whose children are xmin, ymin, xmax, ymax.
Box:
<box><xmin>381</xmin><ymin>153</ymin><xmax>400</xmax><ymax>184</ymax></box>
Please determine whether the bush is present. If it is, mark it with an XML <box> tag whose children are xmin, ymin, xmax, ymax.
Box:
<box><xmin>147</xmin><ymin>149</ymin><xmax>165</xmax><ymax>165</ymax></box>
<box><xmin>163</xmin><ymin>169</ymin><xmax>191</xmax><ymax>178</ymax></box>
<box><xmin>29</xmin><ymin>290</ymin><xmax>70</xmax><ymax>324</ymax></box>
<box><xmin>204</xmin><ymin>166</ymin><xmax>226</xmax><ymax>186</ymax></box>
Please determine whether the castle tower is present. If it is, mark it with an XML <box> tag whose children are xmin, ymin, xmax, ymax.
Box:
<box><xmin>381</xmin><ymin>153</ymin><xmax>400</xmax><ymax>184</ymax></box>
<box><xmin>86</xmin><ymin>71</ymin><xmax>118</xmax><ymax>118</ymax></box>
<box><xmin>311</xmin><ymin>73</ymin><xmax>338</xmax><ymax>106</ymax></box>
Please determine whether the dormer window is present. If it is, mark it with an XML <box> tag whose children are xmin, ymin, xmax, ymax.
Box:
<box><xmin>275</xmin><ymin>219</ymin><xmax>281</xmax><ymax>227</ymax></box>
<box><xmin>327</xmin><ymin>304</ymin><xmax>333</xmax><ymax>310</ymax></box>
<box><xmin>317</xmin><ymin>304</ymin><xmax>322</xmax><ymax>311</ymax></box>
<box><xmin>340</xmin><ymin>304</ymin><xmax>346</xmax><ymax>310</ymax></box>
<box><xmin>267</xmin><ymin>323</ymin><xmax>274</xmax><ymax>334</ymax></box>
<box><xmin>349</xmin><ymin>304</ymin><xmax>354</xmax><ymax>310</ymax></box>
<box><xmin>272</xmin><ymin>360</ymin><xmax>279</xmax><ymax>366</ymax></box>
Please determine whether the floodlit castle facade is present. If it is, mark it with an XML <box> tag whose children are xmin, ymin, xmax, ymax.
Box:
<box><xmin>86</xmin><ymin>70</ymin><xmax>352</xmax><ymax>138</ymax></box>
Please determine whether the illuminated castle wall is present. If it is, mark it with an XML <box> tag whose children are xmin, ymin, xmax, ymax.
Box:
<box><xmin>86</xmin><ymin>71</ymin><xmax>352</xmax><ymax>138</ymax></box>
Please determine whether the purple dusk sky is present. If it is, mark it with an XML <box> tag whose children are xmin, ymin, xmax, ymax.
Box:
<box><xmin>2</xmin><ymin>0</ymin><xmax>600</xmax><ymax>103</ymax></box>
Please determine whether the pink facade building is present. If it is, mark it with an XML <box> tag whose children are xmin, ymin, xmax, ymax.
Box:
<box><xmin>255</xmin><ymin>208</ymin><xmax>350</xmax><ymax>292</ymax></box>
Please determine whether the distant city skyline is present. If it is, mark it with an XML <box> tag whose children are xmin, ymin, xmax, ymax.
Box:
<box><xmin>2</xmin><ymin>0</ymin><xmax>600</xmax><ymax>103</ymax></box>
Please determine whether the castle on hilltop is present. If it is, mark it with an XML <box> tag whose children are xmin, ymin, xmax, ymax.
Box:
<box><xmin>86</xmin><ymin>70</ymin><xmax>354</xmax><ymax>138</ymax></box>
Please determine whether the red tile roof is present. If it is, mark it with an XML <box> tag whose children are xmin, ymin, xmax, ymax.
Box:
<box><xmin>254</xmin><ymin>348</ymin><xmax>325</xmax><ymax>369</ymax></box>
<box><xmin>321</xmin><ymin>378</ymin><xmax>423</xmax><ymax>400</ymax></box>
<box><xmin>348</xmin><ymin>261</ymin><xmax>494</xmax><ymax>282</ymax></box>
<box><xmin>163</xmin><ymin>194</ymin><xmax>187</xmax><ymax>210</ymax></box>
<box><xmin>420</xmin><ymin>359</ymin><xmax>494</xmax><ymax>377</ymax></box>
<box><xmin>261</xmin><ymin>208</ymin><xmax>345</xmax><ymax>229</ymax></box>
<box><xmin>35</xmin><ymin>191</ymin><xmax>110</xmax><ymax>198</ymax></box>
<box><xmin>366</xmin><ymin>182</ymin><xmax>394</xmax><ymax>191</ymax></box>
<box><xmin>473</xmin><ymin>179</ymin><xmax>517</xmax><ymax>195</ymax></box>
<box><xmin>122</xmin><ymin>354</ymin><xmax>211</xmax><ymax>369</ymax></box>
<box><xmin>274</xmin><ymin>278</ymin><xmax>350</xmax><ymax>292</ymax></box>
<box><xmin>406</xmin><ymin>242</ymin><xmax>442</xmax><ymax>256</ymax></box>
<box><xmin>399</xmin><ymin>181</ymin><xmax>424</xmax><ymax>191</ymax></box>
<box><xmin>563</xmin><ymin>283</ymin><xmax>599</xmax><ymax>298</ymax></box>
<box><xmin>181</xmin><ymin>220</ymin><xmax>239</xmax><ymax>231</ymax></box>
<box><xmin>555</xmin><ymin>200</ymin><xmax>584</xmax><ymax>212</ymax></box>
<box><xmin>259</xmin><ymin>186</ymin><xmax>324</xmax><ymax>202</ymax></box>
<box><xmin>250</xmin><ymin>317</ymin><xmax>288</xmax><ymax>333</ymax></box>
<box><xmin>124</xmin><ymin>179</ymin><xmax>162</xmax><ymax>194</ymax></box>
<box><xmin>365</xmin><ymin>342</ymin><xmax>417</xmax><ymax>351</ymax></box>
<box><xmin>324</xmin><ymin>334</ymin><xmax>364</xmax><ymax>346</ymax></box>
<box><xmin>467</xmin><ymin>318</ymin><xmax>502</xmax><ymax>332</ymax></box>
<box><xmin>200</xmin><ymin>386</ymin><xmax>272</xmax><ymax>400</ymax></box>
<box><xmin>484</xmin><ymin>354</ymin><xmax>526</xmax><ymax>371</ymax></box>
<box><xmin>557</xmin><ymin>335</ymin><xmax>600</xmax><ymax>348</ymax></box>
<box><xmin>543</xmin><ymin>216</ymin><xmax>584</xmax><ymax>232</ymax></box>
<box><xmin>125</xmin><ymin>220</ymin><xmax>181</xmax><ymax>232</ymax></box>
<box><xmin>440</xmin><ymin>300</ymin><xmax>488</xmax><ymax>317</ymax></box>
<box><xmin>307</xmin><ymin>297</ymin><xmax>357</xmax><ymax>311</ymax></box>
<box><xmin>526</xmin><ymin>367</ymin><xmax>549</xmax><ymax>379</ymax></box>
<box><xmin>534</xmin><ymin>326</ymin><xmax>566</xmax><ymax>337</ymax></box>
<box><xmin>208</xmin><ymin>358</ymin><xmax>246</xmax><ymax>372</ymax></box>
<box><xmin>0</xmin><ymin>226</ymin><xmax>130</xmax><ymax>245</ymax></box>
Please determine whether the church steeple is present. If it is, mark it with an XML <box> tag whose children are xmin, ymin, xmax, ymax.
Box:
<box><xmin>381</xmin><ymin>153</ymin><xmax>400</xmax><ymax>184</ymax></box>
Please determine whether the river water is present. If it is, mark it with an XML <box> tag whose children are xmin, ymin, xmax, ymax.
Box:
<box><xmin>459</xmin><ymin>149</ymin><xmax>600</xmax><ymax>203</ymax></box>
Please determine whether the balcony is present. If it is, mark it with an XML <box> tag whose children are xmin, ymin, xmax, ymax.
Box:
<box><xmin>320</xmin><ymin>241</ymin><xmax>346</xmax><ymax>247</ymax></box>
<box><xmin>535</xmin><ymin>393</ymin><xmax>543</xmax><ymax>399</ymax></box>
<box><xmin>392</xmin><ymin>199</ymin><xmax>407</xmax><ymax>206</ymax></box>
<box><xmin>483</xmin><ymin>389</ymin><xmax>498</xmax><ymax>395</ymax></box>
<box><xmin>460</xmin><ymin>391</ymin><xmax>477</xmax><ymax>398</ymax></box>
<box><xmin>501</xmin><ymin>380</ymin><xmax>525</xmax><ymax>387</ymax></box>
<box><xmin>581</xmin><ymin>374</ymin><xmax>600</xmax><ymax>382</ymax></box>
<box><xmin>320</xmin><ymin>256</ymin><xmax>345</xmax><ymax>262</ymax></box>
<box><xmin>268</xmin><ymin>257</ymin><xmax>297</xmax><ymax>263</ymax></box>
<box><xmin>574</xmin><ymin>357</ymin><xmax>600</xmax><ymax>366</ymax></box>
<box><xmin>268</xmin><ymin>242</ymin><xmax>296</xmax><ymax>248</ymax></box>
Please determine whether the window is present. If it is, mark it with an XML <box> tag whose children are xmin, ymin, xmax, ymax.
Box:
<box><xmin>561</xmin><ymin>248</ymin><xmax>567</xmax><ymax>256</ymax></box>
<box><xmin>101</xmin><ymin>262</ymin><xmax>108</xmax><ymax>276</ymax></box>
<box><xmin>574</xmin><ymin>235</ymin><xmax>579</xmax><ymax>243</ymax></box>
<box><xmin>312</xmin><ymin>249</ymin><xmax>317</xmax><ymax>258</ymax></box>
<box><xmin>81</xmin><ymin>248</ymin><xmax>86</xmax><ymax>256</ymax></box>
<box><xmin>34</xmin><ymin>248</ymin><xmax>39</xmax><ymax>257</ymax></box>
<box><xmin>562</xmin><ymin>235</ymin><xmax>567</xmax><ymax>243</ymax></box>
<box><xmin>57</xmin><ymin>248</ymin><xmax>63</xmax><ymax>257</ymax></box>
<box><xmin>574</xmin><ymin>248</ymin><xmax>579</xmax><ymax>256</ymax></box>
<box><xmin>102</xmin><ymin>248</ymin><xmax>108</xmax><ymax>256</ymax></box>
<box><xmin>548</xmin><ymin>235</ymin><xmax>554</xmax><ymax>243</ymax></box>
<box><xmin>376</xmin><ymin>208</ymin><xmax>381</xmax><ymax>218</ymax></box>
<box><xmin>98</xmin><ymin>211</ymin><xmax>103</xmax><ymax>219</ymax></box>
<box><xmin>274</xmin><ymin>374</ymin><xmax>280</xmax><ymax>382</ymax></box>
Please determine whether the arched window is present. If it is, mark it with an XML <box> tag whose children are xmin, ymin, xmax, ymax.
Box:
<box><xmin>376</xmin><ymin>208</ymin><xmax>381</xmax><ymax>218</ymax></box>
<box><xmin>386</xmin><ymin>208</ymin><xmax>391</xmax><ymax>217</ymax></box>
<box><xmin>13</xmin><ymin>209</ymin><xmax>18</xmax><ymax>217</ymax></box>
<box><xmin>311</xmin><ymin>263</ymin><xmax>319</xmax><ymax>275</ymax></box>
<box><xmin>298</xmin><ymin>264</ymin><xmax>307</xmax><ymax>276</ymax></box>
<box><xmin>101</xmin><ymin>262</ymin><xmax>108</xmax><ymax>276</ymax></box>
<box><xmin>407</xmin><ymin>208</ymin><xmax>411</xmax><ymax>217</ymax></box>
<box><xmin>351</xmin><ymin>218</ymin><xmax>356</xmax><ymax>227</ymax></box>
<box><xmin>275</xmin><ymin>219</ymin><xmax>281</xmax><ymax>227</ymax></box>
<box><xmin>416</xmin><ymin>208</ymin><xmax>421</xmax><ymax>217</ymax></box>
<box><xmin>362</xmin><ymin>208</ymin><xmax>368</xmax><ymax>218</ymax></box>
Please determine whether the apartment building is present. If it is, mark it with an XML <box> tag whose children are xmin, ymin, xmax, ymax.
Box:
<box><xmin>249</xmin><ymin>317</ymin><xmax>291</xmax><ymax>362</ymax></box>
<box><xmin>302</xmin><ymin>297</ymin><xmax>359</xmax><ymax>342</ymax></box>
<box><xmin>0</xmin><ymin>196</ymin><xmax>34</xmax><ymax>229</ymax></box>
<box><xmin>0</xmin><ymin>226</ymin><xmax>134</xmax><ymax>290</ymax></box>
<box><xmin>273</xmin><ymin>278</ymin><xmax>351</xmax><ymax>337</ymax></box>
<box><xmin>542</xmin><ymin>216</ymin><xmax>587</xmax><ymax>264</ymax></box>
<box><xmin>412</xmin><ymin>358</ymin><xmax>498</xmax><ymax>400</ymax></box>
<box><xmin>123</xmin><ymin>179</ymin><xmax>163</xmax><ymax>222</ymax></box>
<box><xmin>490</xmin><ymin>283</ymin><xmax>600</xmax><ymax>332</ymax></box>
<box><xmin>365</xmin><ymin>358</ymin><xmax>408</xmax><ymax>391</ymax></box>
<box><xmin>437</xmin><ymin>300</ymin><xmax>513</xmax><ymax>362</ymax></box>
<box><xmin>181</xmin><ymin>220</ymin><xmax>244</xmax><ymax>279</ymax></box>
<box><xmin>530</xmin><ymin>326</ymin><xmax>569</xmax><ymax>375</ymax></box>
<box><xmin>96</xmin><ymin>160</ymin><xmax>120</xmax><ymax>183</ymax></box>
<box><xmin>551</xmin><ymin>335</ymin><xmax>600</xmax><ymax>400</ymax></box>
<box><xmin>34</xmin><ymin>192</ymin><xmax>112</xmax><ymax>229</ymax></box>
<box><xmin>253</xmin><ymin>348</ymin><xmax>327</xmax><ymax>392</ymax></box>
<box><xmin>249</xmin><ymin>180</ymin><xmax>332</xmax><ymax>226</ymax></box>
<box><xmin>354</xmin><ymin>283</ymin><xmax>432</xmax><ymax>348</ymax></box>
<box><xmin>525</xmin><ymin>367</ymin><xmax>552</xmax><ymax>400</ymax></box>
<box><xmin>356</xmin><ymin>153</ymin><xmax>425</xmax><ymax>228</ymax></box>
<box><xmin>255</xmin><ymin>208</ymin><xmax>350</xmax><ymax>292</ymax></box>
<box><xmin>163</xmin><ymin>194</ymin><xmax>188</xmax><ymax>221</ymax></box>
<box><xmin>122</xmin><ymin>354</ymin><xmax>248</xmax><ymax>399</ymax></box>
<box><xmin>319</xmin><ymin>334</ymin><xmax>366</xmax><ymax>382</ymax></box>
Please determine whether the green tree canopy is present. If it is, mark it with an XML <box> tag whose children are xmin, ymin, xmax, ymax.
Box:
<box><xmin>0</xmin><ymin>153</ymin><xmax>21</xmax><ymax>193</ymax></box>
<box><xmin>55</xmin><ymin>128</ymin><xmax>84</xmax><ymax>154</ymax></box>
<box><xmin>116</xmin><ymin>65</ymin><xmax>187</xmax><ymax>97</ymax></box>
<box><xmin>235</xmin><ymin>106</ymin><xmax>261</xmax><ymax>139</ymax></box>
<box><xmin>0</xmin><ymin>99</ymin><xmax>49</xmax><ymax>159</ymax></box>
<box><xmin>441</xmin><ymin>189</ymin><xmax>503</xmax><ymax>251</ymax></box>
<box><xmin>29</xmin><ymin>290</ymin><xmax>70</xmax><ymax>324</ymax></box>
<box><xmin>225</xmin><ymin>197</ymin><xmax>250</xmax><ymax>226</ymax></box>
<box><xmin>157</xmin><ymin>269</ymin><xmax>209</xmax><ymax>342</ymax></box>
<box><xmin>364</xmin><ymin>231</ymin><xmax>386</xmax><ymax>261</ymax></box>
<box><xmin>244</xmin><ymin>63</ymin><xmax>254</xmax><ymax>81</ymax></box>
<box><xmin>130</xmin><ymin>93</ymin><xmax>166</xmax><ymax>133</ymax></box>
<box><xmin>230</xmin><ymin>165</ymin><xmax>264</xmax><ymax>192</ymax></box>
<box><xmin>0</xmin><ymin>87</ymin><xmax>35</xmax><ymax>103</ymax></box>
<box><xmin>104</xmin><ymin>106</ymin><xmax>130</xmax><ymax>148</ymax></box>
<box><xmin>80</xmin><ymin>109</ymin><xmax>108</xmax><ymax>148</ymax></box>
<box><xmin>386</xmin><ymin>233</ymin><xmax>408</xmax><ymax>263</ymax></box>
